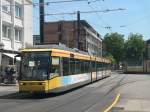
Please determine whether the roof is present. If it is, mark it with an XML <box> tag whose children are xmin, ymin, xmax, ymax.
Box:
<box><xmin>21</xmin><ymin>45</ymin><xmax>110</xmax><ymax>63</ymax></box>
<box><xmin>21</xmin><ymin>44</ymin><xmax>88</xmax><ymax>55</ymax></box>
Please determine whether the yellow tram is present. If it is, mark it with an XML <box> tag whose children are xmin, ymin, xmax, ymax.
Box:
<box><xmin>19</xmin><ymin>46</ymin><xmax>111</xmax><ymax>93</ymax></box>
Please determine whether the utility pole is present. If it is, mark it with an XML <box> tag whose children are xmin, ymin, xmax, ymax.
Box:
<box><xmin>0</xmin><ymin>43</ymin><xmax>4</xmax><ymax>77</ymax></box>
<box><xmin>39</xmin><ymin>0</ymin><xmax>44</xmax><ymax>44</ymax></box>
<box><xmin>77</xmin><ymin>11</ymin><xmax>80</xmax><ymax>50</ymax></box>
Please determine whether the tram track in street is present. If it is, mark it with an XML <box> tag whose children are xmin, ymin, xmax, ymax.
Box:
<box><xmin>1</xmin><ymin>72</ymin><xmax>144</xmax><ymax>112</ymax></box>
<box><xmin>40</xmin><ymin>73</ymin><xmax>126</xmax><ymax>112</ymax></box>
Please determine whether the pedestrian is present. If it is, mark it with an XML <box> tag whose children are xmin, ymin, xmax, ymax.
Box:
<box><xmin>9</xmin><ymin>66</ymin><xmax>16</xmax><ymax>84</ymax></box>
<box><xmin>4</xmin><ymin>65</ymin><xmax>11</xmax><ymax>84</ymax></box>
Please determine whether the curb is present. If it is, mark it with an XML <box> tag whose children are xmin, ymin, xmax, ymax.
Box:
<box><xmin>103</xmin><ymin>93</ymin><xmax>121</xmax><ymax>112</ymax></box>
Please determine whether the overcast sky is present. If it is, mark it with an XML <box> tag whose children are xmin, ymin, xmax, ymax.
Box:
<box><xmin>33</xmin><ymin>0</ymin><xmax>150</xmax><ymax>40</ymax></box>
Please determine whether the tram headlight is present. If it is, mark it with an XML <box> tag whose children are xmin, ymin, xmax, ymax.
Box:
<box><xmin>39</xmin><ymin>82</ymin><xmax>45</xmax><ymax>85</ymax></box>
<box><xmin>20</xmin><ymin>82</ymin><xmax>25</xmax><ymax>85</ymax></box>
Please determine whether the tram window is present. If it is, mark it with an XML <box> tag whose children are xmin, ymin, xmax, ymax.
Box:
<box><xmin>97</xmin><ymin>62</ymin><xmax>103</xmax><ymax>71</ymax></box>
<box><xmin>75</xmin><ymin>59</ymin><xmax>81</xmax><ymax>74</ymax></box>
<box><xmin>107</xmin><ymin>63</ymin><xmax>110</xmax><ymax>69</ymax></box>
<box><xmin>96</xmin><ymin>62</ymin><xmax>98</xmax><ymax>71</ymax></box>
<box><xmin>85</xmin><ymin>61</ymin><xmax>90</xmax><ymax>73</ymax></box>
<box><xmin>106</xmin><ymin>63</ymin><xmax>108</xmax><ymax>69</ymax></box>
<box><xmin>51</xmin><ymin>57</ymin><xmax>60</xmax><ymax>78</ymax></box>
<box><xmin>108</xmin><ymin>63</ymin><xmax>111</xmax><ymax>69</ymax></box>
<box><xmin>103</xmin><ymin>63</ymin><xmax>106</xmax><ymax>70</ymax></box>
<box><xmin>92</xmin><ymin>61</ymin><xmax>96</xmax><ymax>72</ymax></box>
<box><xmin>62</xmin><ymin>58</ymin><xmax>69</xmax><ymax>76</ymax></box>
<box><xmin>81</xmin><ymin>60</ymin><xmax>85</xmax><ymax>73</ymax></box>
<box><xmin>69</xmin><ymin>58</ymin><xmax>75</xmax><ymax>75</ymax></box>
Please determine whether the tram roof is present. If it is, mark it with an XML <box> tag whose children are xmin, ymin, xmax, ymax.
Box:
<box><xmin>21</xmin><ymin>45</ymin><xmax>111</xmax><ymax>63</ymax></box>
<box><xmin>21</xmin><ymin>44</ymin><xmax>87</xmax><ymax>54</ymax></box>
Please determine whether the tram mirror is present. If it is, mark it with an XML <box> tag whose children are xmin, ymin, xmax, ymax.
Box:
<box><xmin>52</xmin><ymin>57</ymin><xmax>59</xmax><ymax>65</ymax></box>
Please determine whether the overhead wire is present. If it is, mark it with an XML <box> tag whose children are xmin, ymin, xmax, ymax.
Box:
<box><xmin>88</xmin><ymin>0</ymin><xmax>115</xmax><ymax>32</ymax></box>
<box><xmin>42</xmin><ymin>8</ymin><xmax>125</xmax><ymax>16</ymax></box>
<box><xmin>119</xmin><ymin>14</ymin><xmax>150</xmax><ymax>28</ymax></box>
<box><xmin>31</xmin><ymin>0</ymin><xmax>127</xmax><ymax>37</ymax></box>
<box><xmin>1</xmin><ymin>0</ymin><xmax>104</xmax><ymax>7</ymax></box>
<box><xmin>87</xmin><ymin>2</ymin><xmax>113</xmax><ymax>31</ymax></box>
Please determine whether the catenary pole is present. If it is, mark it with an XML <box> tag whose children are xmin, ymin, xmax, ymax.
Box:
<box><xmin>39</xmin><ymin>0</ymin><xmax>44</xmax><ymax>44</ymax></box>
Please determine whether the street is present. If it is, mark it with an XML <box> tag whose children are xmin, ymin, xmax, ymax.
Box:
<box><xmin>0</xmin><ymin>72</ymin><xmax>150</xmax><ymax>112</ymax></box>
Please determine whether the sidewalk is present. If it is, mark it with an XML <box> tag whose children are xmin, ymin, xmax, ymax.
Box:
<box><xmin>0</xmin><ymin>83</ymin><xmax>19</xmax><ymax>96</ymax></box>
<box><xmin>0</xmin><ymin>83</ymin><xmax>18</xmax><ymax>86</ymax></box>
<box><xmin>112</xmin><ymin>74</ymin><xmax>150</xmax><ymax>112</ymax></box>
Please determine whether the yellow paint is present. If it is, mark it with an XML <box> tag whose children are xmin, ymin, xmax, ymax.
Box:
<box><xmin>19</xmin><ymin>80</ymin><xmax>49</xmax><ymax>92</ymax></box>
<box><xmin>51</xmin><ymin>49</ymin><xmax>70</xmax><ymax>57</ymax></box>
<box><xmin>96</xmin><ymin>57</ymin><xmax>103</xmax><ymax>62</ymax></box>
<box><xmin>104</xmin><ymin>93</ymin><xmax>121</xmax><ymax>112</ymax></box>
<box><xmin>21</xmin><ymin>48</ymin><xmax>111</xmax><ymax>63</ymax></box>
<box><xmin>48</xmin><ymin>77</ymin><xmax>62</xmax><ymax>90</ymax></box>
<box><xmin>19</xmin><ymin>77</ymin><xmax>62</xmax><ymax>93</ymax></box>
<box><xmin>91</xmin><ymin>56</ymin><xmax>96</xmax><ymax>61</ymax></box>
<box><xmin>74</xmin><ymin>55</ymin><xmax>91</xmax><ymax>60</ymax></box>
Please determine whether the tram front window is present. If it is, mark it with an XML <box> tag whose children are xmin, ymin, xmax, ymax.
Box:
<box><xmin>21</xmin><ymin>52</ymin><xmax>50</xmax><ymax>81</ymax></box>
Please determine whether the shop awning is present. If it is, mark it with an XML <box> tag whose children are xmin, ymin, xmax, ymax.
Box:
<box><xmin>3</xmin><ymin>53</ymin><xmax>21</xmax><ymax>61</ymax></box>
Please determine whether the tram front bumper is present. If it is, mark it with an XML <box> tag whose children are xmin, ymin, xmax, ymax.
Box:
<box><xmin>19</xmin><ymin>81</ymin><xmax>49</xmax><ymax>93</ymax></box>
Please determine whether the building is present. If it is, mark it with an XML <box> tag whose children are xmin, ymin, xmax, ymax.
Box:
<box><xmin>44</xmin><ymin>20</ymin><xmax>102</xmax><ymax>56</ymax></box>
<box><xmin>0</xmin><ymin>0</ymin><xmax>33</xmax><ymax>69</ymax></box>
<box><xmin>33</xmin><ymin>35</ymin><xmax>40</xmax><ymax>45</ymax></box>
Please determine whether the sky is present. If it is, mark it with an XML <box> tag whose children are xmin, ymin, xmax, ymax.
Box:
<box><xmin>33</xmin><ymin>0</ymin><xmax>150</xmax><ymax>40</ymax></box>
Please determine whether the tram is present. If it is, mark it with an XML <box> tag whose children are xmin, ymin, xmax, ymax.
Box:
<box><xmin>18</xmin><ymin>45</ymin><xmax>111</xmax><ymax>93</ymax></box>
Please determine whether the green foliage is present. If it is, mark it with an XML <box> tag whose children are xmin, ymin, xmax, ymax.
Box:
<box><xmin>125</xmin><ymin>33</ymin><xmax>146</xmax><ymax>61</ymax></box>
<box><xmin>104</xmin><ymin>32</ymin><xmax>125</xmax><ymax>64</ymax></box>
<box><xmin>105</xmin><ymin>54</ymin><xmax>116</xmax><ymax>64</ymax></box>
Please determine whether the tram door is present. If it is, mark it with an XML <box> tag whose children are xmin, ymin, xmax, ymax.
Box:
<box><xmin>49</xmin><ymin>57</ymin><xmax>61</xmax><ymax>89</ymax></box>
<box><xmin>91</xmin><ymin>61</ymin><xmax>97</xmax><ymax>82</ymax></box>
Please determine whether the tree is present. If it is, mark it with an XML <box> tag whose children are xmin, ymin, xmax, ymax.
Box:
<box><xmin>103</xmin><ymin>32</ymin><xmax>125</xmax><ymax>65</ymax></box>
<box><xmin>105</xmin><ymin>54</ymin><xmax>116</xmax><ymax>64</ymax></box>
<box><xmin>125</xmin><ymin>33</ymin><xmax>146</xmax><ymax>61</ymax></box>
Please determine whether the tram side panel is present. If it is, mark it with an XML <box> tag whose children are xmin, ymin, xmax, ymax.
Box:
<box><xmin>91</xmin><ymin>61</ymin><xmax>97</xmax><ymax>82</ymax></box>
<box><xmin>102</xmin><ymin>63</ymin><xmax>106</xmax><ymax>78</ymax></box>
<box><xmin>96</xmin><ymin>61</ymin><xmax>103</xmax><ymax>80</ymax></box>
<box><xmin>105</xmin><ymin>63</ymin><xmax>109</xmax><ymax>77</ymax></box>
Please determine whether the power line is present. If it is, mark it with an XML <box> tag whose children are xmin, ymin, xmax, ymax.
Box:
<box><xmin>87</xmin><ymin>3</ymin><xmax>113</xmax><ymax>31</ymax></box>
<box><xmin>86</xmin><ymin>1</ymin><xmax>114</xmax><ymax>31</ymax></box>
<box><xmin>87</xmin><ymin>0</ymin><xmax>104</xmax><ymax>4</ymax></box>
<box><xmin>43</xmin><ymin>8</ymin><xmax>125</xmax><ymax>31</ymax></box>
<box><xmin>1</xmin><ymin>0</ymin><xmax>104</xmax><ymax>7</ymax></box>
<box><xmin>119</xmin><ymin>14</ymin><xmax>150</xmax><ymax>28</ymax></box>
<box><xmin>43</xmin><ymin>8</ymin><xmax>126</xmax><ymax>16</ymax></box>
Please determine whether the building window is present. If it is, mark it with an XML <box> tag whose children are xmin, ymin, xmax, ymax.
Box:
<box><xmin>15</xmin><ymin>3</ymin><xmax>22</xmax><ymax>18</ymax></box>
<box><xmin>15</xmin><ymin>29</ymin><xmax>22</xmax><ymax>41</ymax></box>
<box><xmin>2</xmin><ymin>0</ymin><xmax>11</xmax><ymax>13</ymax></box>
<box><xmin>2</xmin><ymin>25</ymin><xmax>11</xmax><ymax>39</ymax></box>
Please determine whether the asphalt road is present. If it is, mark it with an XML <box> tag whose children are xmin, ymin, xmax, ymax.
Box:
<box><xmin>0</xmin><ymin>72</ymin><xmax>149</xmax><ymax>112</ymax></box>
